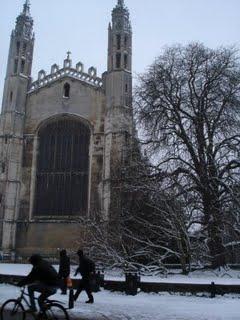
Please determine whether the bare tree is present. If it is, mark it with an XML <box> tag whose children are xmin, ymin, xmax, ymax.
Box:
<box><xmin>135</xmin><ymin>43</ymin><xmax>240</xmax><ymax>268</ymax></box>
<box><xmin>118</xmin><ymin>147</ymin><xmax>194</xmax><ymax>274</ymax></box>
<box><xmin>79</xmin><ymin>148</ymin><xmax>195</xmax><ymax>273</ymax></box>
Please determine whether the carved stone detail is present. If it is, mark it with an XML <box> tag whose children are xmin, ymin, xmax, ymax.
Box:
<box><xmin>88</xmin><ymin>67</ymin><xmax>97</xmax><ymax>77</ymax></box>
<box><xmin>76</xmin><ymin>62</ymin><xmax>84</xmax><ymax>72</ymax></box>
<box><xmin>30</xmin><ymin>63</ymin><xmax>103</xmax><ymax>92</ymax></box>
<box><xmin>51</xmin><ymin>64</ymin><xmax>59</xmax><ymax>74</ymax></box>
<box><xmin>38</xmin><ymin>70</ymin><xmax>46</xmax><ymax>81</ymax></box>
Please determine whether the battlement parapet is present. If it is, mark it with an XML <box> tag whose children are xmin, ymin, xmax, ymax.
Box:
<box><xmin>29</xmin><ymin>62</ymin><xmax>103</xmax><ymax>93</ymax></box>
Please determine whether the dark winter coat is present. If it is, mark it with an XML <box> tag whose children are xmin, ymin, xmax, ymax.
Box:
<box><xmin>58</xmin><ymin>253</ymin><xmax>70</xmax><ymax>278</ymax></box>
<box><xmin>75</xmin><ymin>256</ymin><xmax>95</xmax><ymax>279</ymax></box>
<box><xmin>18</xmin><ymin>258</ymin><xmax>60</xmax><ymax>287</ymax></box>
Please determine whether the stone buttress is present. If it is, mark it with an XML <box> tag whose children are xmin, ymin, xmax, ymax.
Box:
<box><xmin>0</xmin><ymin>0</ymin><xmax>34</xmax><ymax>251</ymax></box>
<box><xmin>103</xmin><ymin>0</ymin><xmax>133</xmax><ymax>220</ymax></box>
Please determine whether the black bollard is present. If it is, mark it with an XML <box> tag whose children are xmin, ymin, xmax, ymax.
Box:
<box><xmin>96</xmin><ymin>270</ymin><xmax>105</xmax><ymax>287</ymax></box>
<box><xmin>125</xmin><ymin>272</ymin><xmax>140</xmax><ymax>296</ymax></box>
<box><xmin>91</xmin><ymin>273</ymin><xmax>100</xmax><ymax>293</ymax></box>
<box><xmin>91</xmin><ymin>268</ymin><xmax>105</xmax><ymax>292</ymax></box>
<box><xmin>210</xmin><ymin>281</ymin><xmax>216</xmax><ymax>298</ymax></box>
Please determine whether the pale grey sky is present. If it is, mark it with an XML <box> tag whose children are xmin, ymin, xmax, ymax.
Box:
<box><xmin>1</xmin><ymin>0</ymin><xmax>240</xmax><ymax>104</ymax></box>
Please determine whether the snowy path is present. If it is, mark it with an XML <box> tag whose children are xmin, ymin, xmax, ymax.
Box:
<box><xmin>1</xmin><ymin>264</ymin><xmax>240</xmax><ymax>319</ymax></box>
<box><xmin>1</xmin><ymin>263</ymin><xmax>240</xmax><ymax>285</ymax></box>
<box><xmin>0</xmin><ymin>284</ymin><xmax>240</xmax><ymax>320</ymax></box>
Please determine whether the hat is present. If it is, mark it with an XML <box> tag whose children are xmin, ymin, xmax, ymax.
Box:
<box><xmin>29</xmin><ymin>254</ymin><xmax>42</xmax><ymax>265</ymax></box>
<box><xmin>60</xmin><ymin>249</ymin><xmax>67</xmax><ymax>256</ymax></box>
<box><xmin>77</xmin><ymin>249</ymin><xmax>83</xmax><ymax>257</ymax></box>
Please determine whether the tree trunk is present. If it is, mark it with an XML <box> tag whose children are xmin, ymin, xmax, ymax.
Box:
<box><xmin>203</xmin><ymin>191</ymin><xmax>226</xmax><ymax>268</ymax></box>
<box><xmin>208</xmin><ymin>223</ymin><xmax>226</xmax><ymax>269</ymax></box>
<box><xmin>177</xmin><ymin>238</ymin><xmax>189</xmax><ymax>274</ymax></box>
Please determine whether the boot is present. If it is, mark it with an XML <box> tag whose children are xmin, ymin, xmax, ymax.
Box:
<box><xmin>85</xmin><ymin>297</ymin><xmax>94</xmax><ymax>304</ymax></box>
<box><xmin>85</xmin><ymin>298</ymin><xmax>94</xmax><ymax>303</ymax></box>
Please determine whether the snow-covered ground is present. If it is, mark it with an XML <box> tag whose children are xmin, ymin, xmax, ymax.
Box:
<box><xmin>1</xmin><ymin>264</ymin><xmax>240</xmax><ymax>319</ymax></box>
<box><xmin>0</xmin><ymin>284</ymin><xmax>240</xmax><ymax>320</ymax></box>
<box><xmin>1</xmin><ymin>263</ymin><xmax>240</xmax><ymax>285</ymax></box>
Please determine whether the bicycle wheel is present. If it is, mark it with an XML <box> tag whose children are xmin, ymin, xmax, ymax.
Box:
<box><xmin>45</xmin><ymin>303</ymin><xmax>69</xmax><ymax>320</ymax></box>
<box><xmin>0</xmin><ymin>299</ymin><xmax>25</xmax><ymax>320</ymax></box>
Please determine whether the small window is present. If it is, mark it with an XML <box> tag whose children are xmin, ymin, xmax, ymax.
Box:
<box><xmin>63</xmin><ymin>83</ymin><xmax>70</xmax><ymax>98</ymax></box>
<box><xmin>16</xmin><ymin>42</ymin><xmax>20</xmax><ymax>55</ymax></box>
<box><xmin>116</xmin><ymin>34</ymin><xmax>121</xmax><ymax>50</ymax></box>
<box><xmin>10</xmin><ymin>91</ymin><xmax>13</xmax><ymax>103</ymax></box>
<box><xmin>21</xmin><ymin>59</ymin><xmax>25</xmax><ymax>73</ymax></box>
<box><xmin>14</xmin><ymin>59</ymin><xmax>18</xmax><ymax>73</ymax></box>
<box><xmin>1</xmin><ymin>162</ymin><xmax>5</xmax><ymax>173</ymax></box>
<box><xmin>124</xmin><ymin>54</ymin><xmax>128</xmax><ymax>69</ymax></box>
<box><xmin>22</xmin><ymin>43</ymin><xmax>27</xmax><ymax>56</ymax></box>
<box><xmin>124</xmin><ymin>35</ymin><xmax>128</xmax><ymax>48</ymax></box>
<box><xmin>116</xmin><ymin>53</ymin><xmax>121</xmax><ymax>69</ymax></box>
<box><xmin>125</xmin><ymin>132</ymin><xmax>129</xmax><ymax>143</ymax></box>
<box><xmin>125</xmin><ymin>84</ymin><xmax>128</xmax><ymax>93</ymax></box>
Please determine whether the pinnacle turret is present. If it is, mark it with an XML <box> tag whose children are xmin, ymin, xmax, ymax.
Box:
<box><xmin>1</xmin><ymin>0</ymin><xmax>34</xmax><ymax>110</ymax></box>
<box><xmin>15</xmin><ymin>0</ymin><xmax>33</xmax><ymax>39</ymax></box>
<box><xmin>113</xmin><ymin>0</ymin><xmax>128</xmax><ymax>11</ymax></box>
<box><xmin>118</xmin><ymin>0</ymin><xmax>124</xmax><ymax>7</ymax></box>
<box><xmin>23</xmin><ymin>0</ymin><xmax>31</xmax><ymax>16</ymax></box>
<box><xmin>108</xmin><ymin>0</ymin><xmax>132</xmax><ymax>71</ymax></box>
<box><xmin>112</xmin><ymin>0</ymin><xmax>130</xmax><ymax>24</ymax></box>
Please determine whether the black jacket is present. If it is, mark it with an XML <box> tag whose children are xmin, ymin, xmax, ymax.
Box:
<box><xmin>58</xmin><ymin>254</ymin><xmax>70</xmax><ymax>278</ymax></box>
<box><xmin>75</xmin><ymin>256</ymin><xmax>95</xmax><ymax>279</ymax></box>
<box><xmin>18</xmin><ymin>259</ymin><xmax>60</xmax><ymax>287</ymax></box>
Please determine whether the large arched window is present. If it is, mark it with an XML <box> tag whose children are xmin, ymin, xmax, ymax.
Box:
<box><xmin>34</xmin><ymin>118</ymin><xmax>90</xmax><ymax>217</ymax></box>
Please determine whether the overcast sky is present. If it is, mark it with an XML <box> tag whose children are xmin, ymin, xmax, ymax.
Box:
<box><xmin>1</xmin><ymin>0</ymin><xmax>240</xmax><ymax>104</ymax></box>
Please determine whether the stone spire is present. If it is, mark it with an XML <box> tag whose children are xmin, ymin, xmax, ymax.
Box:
<box><xmin>108</xmin><ymin>0</ymin><xmax>132</xmax><ymax>71</ymax></box>
<box><xmin>1</xmin><ymin>3</ymin><xmax>34</xmax><ymax>113</ymax></box>
<box><xmin>118</xmin><ymin>0</ymin><xmax>124</xmax><ymax>7</ymax></box>
<box><xmin>15</xmin><ymin>0</ymin><xmax>33</xmax><ymax>38</ymax></box>
<box><xmin>112</xmin><ymin>0</ymin><xmax>130</xmax><ymax>21</ymax></box>
<box><xmin>23</xmin><ymin>0</ymin><xmax>31</xmax><ymax>16</ymax></box>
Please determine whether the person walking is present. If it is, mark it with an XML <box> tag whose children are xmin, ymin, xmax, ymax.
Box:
<box><xmin>74</xmin><ymin>249</ymin><xmax>95</xmax><ymax>303</ymax></box>
<box><xmin>58</xmin><ymin>249</ymin><xmax>70</xmax><ymax>295</ymax></box>
<box><xmin>17</xmin><ymin>254</ymin><xmax>60</xmax><ymax>312</ymax></box>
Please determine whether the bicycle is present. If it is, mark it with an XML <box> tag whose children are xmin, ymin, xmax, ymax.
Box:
<box><xmin>0</xmin><ymin>286</ymin><xmax>70</xmax><ymax>320</ymax></box>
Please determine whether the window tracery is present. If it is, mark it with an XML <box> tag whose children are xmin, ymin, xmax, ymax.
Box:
<box><xmin>34</xmin><ymin>118</ymin><xmax>90</xmax><ymax>217</ymax></box>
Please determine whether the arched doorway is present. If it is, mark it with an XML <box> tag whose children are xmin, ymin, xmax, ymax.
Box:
<box><xmin>34</xmin><ymin>118</ymin><xmax>90</xmax><ymax>217</ymax></box>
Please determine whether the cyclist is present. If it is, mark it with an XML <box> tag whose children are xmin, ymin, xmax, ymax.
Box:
<box><xmin>17</xmin><ymin>254</ymin><xmax>60</xmax><ymax>312</ymax></box>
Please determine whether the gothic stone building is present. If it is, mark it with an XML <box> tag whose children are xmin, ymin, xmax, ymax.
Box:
<box><xmin>0</xmin><ymin>0</ymin><xmax>133</xmax><ymax>257</ymax></box>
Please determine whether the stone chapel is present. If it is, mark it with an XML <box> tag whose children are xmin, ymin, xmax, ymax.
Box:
<box><xmin>0</xmin><ymin>0</ymin><xmax>133</xmax><ymax>257</ymax></box>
